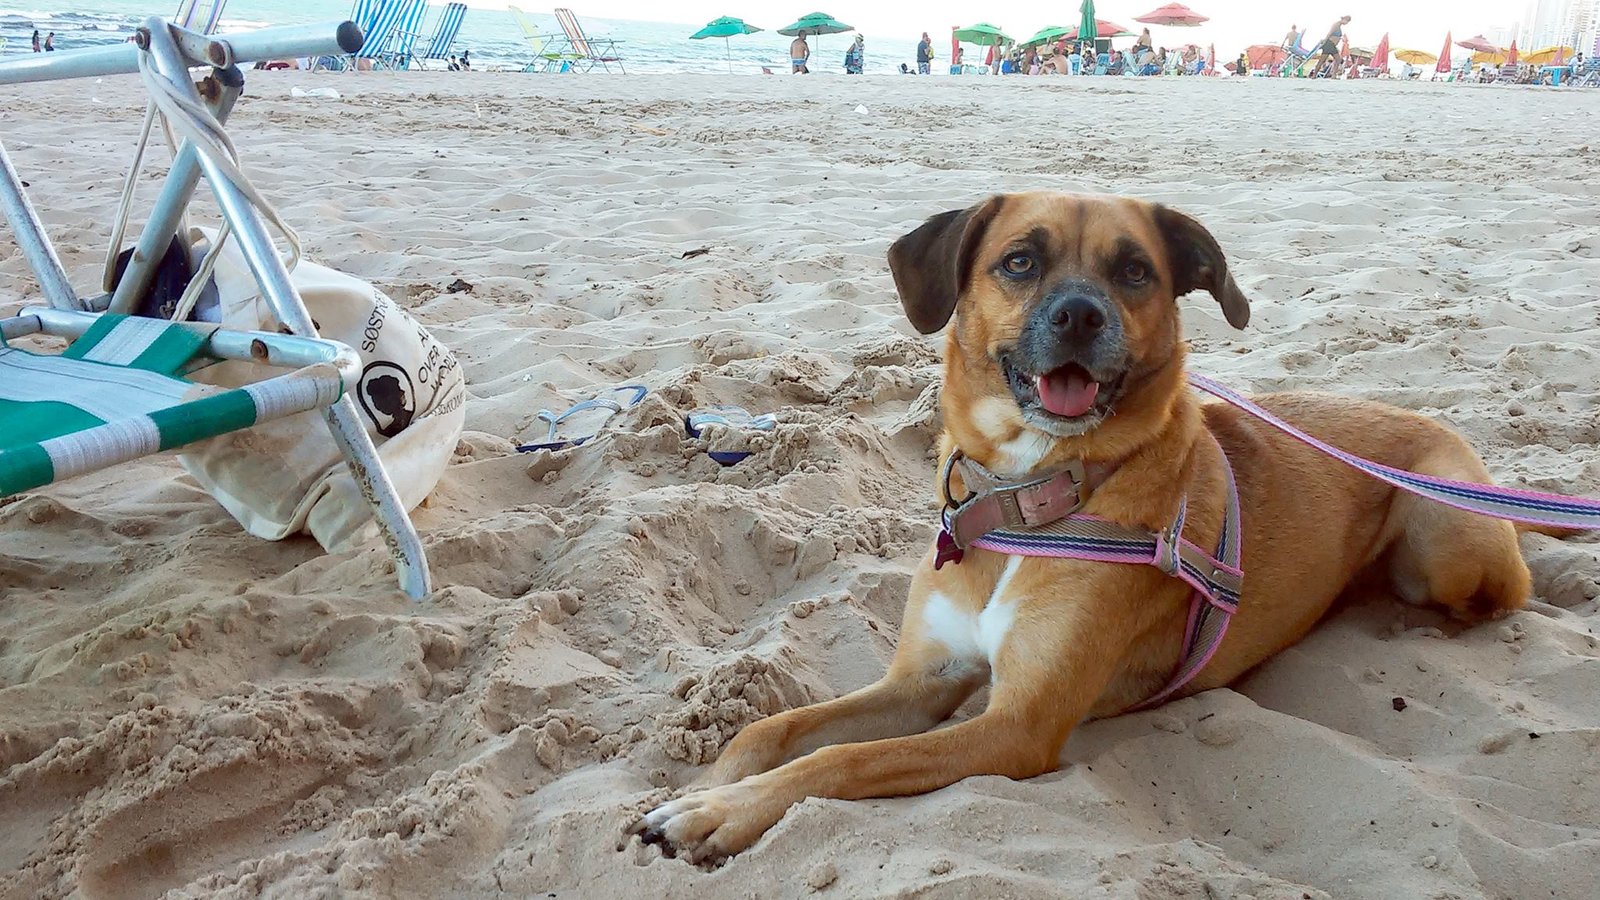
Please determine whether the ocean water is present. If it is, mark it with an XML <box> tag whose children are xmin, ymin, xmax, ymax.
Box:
<box><xmin>0</xmin><ymin>2</ymin><xmax>923</xmax><ymax>74</ymax></box>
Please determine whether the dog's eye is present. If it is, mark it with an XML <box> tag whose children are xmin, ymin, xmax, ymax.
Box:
<box><xmin>1000</xmin><ymin>253</ymin><xmax>1037</xmax><ymax>278</ymax></box>
<box><xmin>1119</xmin><ymin>260</ymin><xmax>1150</xmax><ymax>284</ymax></box>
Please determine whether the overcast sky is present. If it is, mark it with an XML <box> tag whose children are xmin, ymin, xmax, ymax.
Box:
<box><xmin>481</xmin><ymin>1</ymin><xmax>1526</xmax><ymax>54</ymax></box>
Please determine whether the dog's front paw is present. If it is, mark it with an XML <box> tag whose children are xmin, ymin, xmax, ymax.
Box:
<box><xmin>625</xmin><ymin>780</ymin><xmax>786</xmax><ymax>865</ymax></box>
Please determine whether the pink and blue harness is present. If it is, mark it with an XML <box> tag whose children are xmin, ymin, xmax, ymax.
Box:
<box><xmin>934</xmin><ymin>373</ymin><xmax>1600</xmax><ymax>708</ymax></box>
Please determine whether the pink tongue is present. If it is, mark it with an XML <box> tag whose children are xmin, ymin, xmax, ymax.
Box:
<box><xmin>1036</xmin><ymin>368</ymin><xmax>1100</xmax><ymax>417</ymax></box>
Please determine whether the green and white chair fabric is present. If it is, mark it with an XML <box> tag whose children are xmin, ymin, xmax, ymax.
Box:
<box><xmin>0</xmin><ymin>309</ymin><xmax>355</xmax><ymax>499</ymax></box>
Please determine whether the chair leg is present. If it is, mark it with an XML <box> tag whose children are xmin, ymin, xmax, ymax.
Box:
<box><xmin>322</xmin><ymin>396</ymin><xmax>433</xmax><ymax>599</ymax></box>
<box><xmin>0</xmin><ymin>141</ymin><xmax>84</xmax><ymax>312</ymax></box>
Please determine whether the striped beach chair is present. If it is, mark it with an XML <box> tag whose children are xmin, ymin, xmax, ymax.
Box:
<box><xmin>550</xmin><ymin>7</ymin><xmax>624</xmax><ymax>72</ymax></box>
<box><xmin>412</xmin><ymin>2</ymin><xmax>468</xmax><ymax>69</ymax></box>
<box><xmin>0</xmin><ymin>309</ymin><xmax>353</xmax><ymax>503</ymax></box>
<box><xmin>313</xmin><ymin>0</ymin><xmax>380</xmax><ymax>71</ymax></box>
<box><xmin>374</xmin><ymin>0</ymin><xmax>429</xmax><ymax>69</ymax></box>
<box><xmin>171</xmin><ymin>0</ymin><xmax>228</xmax><ymax>34</ymax></box>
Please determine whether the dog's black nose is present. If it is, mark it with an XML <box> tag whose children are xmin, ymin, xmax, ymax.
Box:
<box><xmin>1042</xmin><ymin>293</ymin><xmax>1108</xmax><ymax>342</ymax></box>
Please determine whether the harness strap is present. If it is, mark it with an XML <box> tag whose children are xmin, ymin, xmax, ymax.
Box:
<box><xmin>1188</xmin><ymin>373</ymin><xmax>1600</xmax><ymax>530</ymax></box>
<box><xmin>945</xmin><ymin>449</ymin><xmax>1245</xmax><ymax>707</ymax></box>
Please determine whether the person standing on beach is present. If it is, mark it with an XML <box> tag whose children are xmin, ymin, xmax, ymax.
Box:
<box><xmin>916</xmin><ymin>32</ymin><xmax>932</xmax><ymax>74</ymax></box>
<box><xmin>31</xmin><ymin>29</ymin><xmax>41</xmax><ymax>52</ymax></box>
<box><xmin>791</xmin><ymin>31</ymin><xmax>810</xmax><ymax>74</ymax></box>
<box><xmin>844</xmin><ymin>35</ymin><xmax>864</xmax><ymax>75</ymax></box>
<box><xmin>1305</xmin><ymin>16</ymin><xmax>1349</xmax><ymax>78</ymax></box>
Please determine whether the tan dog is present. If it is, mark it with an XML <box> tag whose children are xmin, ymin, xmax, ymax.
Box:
<box><xmin>628</xmin><ymin>192</ymin><xmax>1542</xmax><ymax>864</ymax></box>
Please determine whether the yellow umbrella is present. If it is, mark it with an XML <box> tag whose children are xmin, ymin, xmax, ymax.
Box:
<box><xmin>1470</xmin><ymin>49</ymin><xmax>1506</xmax><ymax>66</ymax></box>
<box><xmin>1523</xmin><ymin>45</ymin><xmax>1575</xmax><ymax>65</ymax></box>
<box><xmin>1392</xmin><ymin>48</ymin><xmax>1437</xmax><ymax>65</ymax></box>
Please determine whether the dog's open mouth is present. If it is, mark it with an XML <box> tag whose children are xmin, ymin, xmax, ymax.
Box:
<box><xmin>1003</xmin><ymin>356</ymin><xmax>1123</xmax><ymax>424</ymax></box>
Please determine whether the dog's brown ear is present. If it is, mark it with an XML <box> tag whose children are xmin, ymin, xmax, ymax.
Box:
<box><xmin>887</xmin><ymin>197</ymin><xmax>1003</xmax><ymax>334</ymax></box>
<box><xmin>1155</xmin><ymin>206</ymin><xmax>1251</xmax><ymax>330</ymax></box>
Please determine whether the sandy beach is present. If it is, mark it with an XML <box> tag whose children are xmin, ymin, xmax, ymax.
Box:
<box><xmin>2</xmin><ymin>71</ymin><xmax>1599</xmax><ymax>899</ymax></box>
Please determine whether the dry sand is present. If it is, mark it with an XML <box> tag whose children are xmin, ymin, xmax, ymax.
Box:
<box><xmin>2</xmin><ymin>70</ymin><xmax>1599</xmax><ymax>899</ymax></box>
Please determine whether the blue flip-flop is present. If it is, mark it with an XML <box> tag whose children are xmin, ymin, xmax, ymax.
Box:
<box><xmin>517</xmin><ymin>384</ymin><xmax>648</xmax><ymax>453</ymax></box>
<box><xmin>684</xmin><ymin>405</ymin><xmax>778</xmax><ymax>466</ymax></box>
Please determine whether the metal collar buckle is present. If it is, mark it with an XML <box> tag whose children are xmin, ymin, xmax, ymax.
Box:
<box><xmin>941</xmin><ymin>450</ymin><xmax>1089</xmax><ymax>529</ymax></box>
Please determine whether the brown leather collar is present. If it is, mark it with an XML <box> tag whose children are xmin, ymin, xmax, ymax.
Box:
<box><xmin>940</xmin><ymin>449</ymin><xmax>1122</xmax><ymax>550</ymax></box>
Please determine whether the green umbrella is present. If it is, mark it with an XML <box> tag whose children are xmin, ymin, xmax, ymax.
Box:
<box><xmin>776</xmin><ymin>12</ymin><xmax>853</xmax><ymax>37</ymax></box>
<box><xmin>1079</xmin><ymin>0</ymin><xmax>1097</xmax><ymax>50</ymax></box>
<box><xmin>953</xmin><ymin>23</ymin><xmax>1012</xmax><ymax>46</ymax></box>
<box><xmin>775</xmin><ymin>12</ymin><xmax>852</xmax><ymax>69</ymax></box>
<box><xmin>1023</xmin><ymin>25</ymin><xmax>1072</xmax><ymax>48</ymax></box>
<box><xmin>690</xmin><ymin>16</ymin><xmax>762</xmax><ymax>73</ymax></box>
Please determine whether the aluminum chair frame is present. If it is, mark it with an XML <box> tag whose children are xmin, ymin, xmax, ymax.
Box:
<box><xmin>0</xmin><ymin>19</ymin><xmax>433</xmax><ymax>599</ymax></box>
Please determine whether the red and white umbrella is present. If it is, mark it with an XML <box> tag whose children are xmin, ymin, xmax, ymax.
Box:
<box><xmin>1504</xmin><ymin>39</ymin><xmax>1519</xmax><ymax>66</ymax></box>
<box><xmin>1133</xmin><ymin>3</ymin><xmax>1208</xmax><ymax>27</ymax></box>
<box><xmin>1436</xmin><ymin>31</ymin><xmax>1453</xmax><ymax>74</ymax></box>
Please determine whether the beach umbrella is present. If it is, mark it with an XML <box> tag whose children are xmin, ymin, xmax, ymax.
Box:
<box><xmin>1079</xmin><ymin>0</ymin><xmax>1097</xmax><ymax>48</ymax></box>
<box><xmin>690</xmin><ymin>16</ymin><xmax>762</xmax><ymax>73</ymax></box>
<box><xmin>1246</xmin><ymin>44</ymin><xmax>1287</xmax><ymax>69</ymax></box>
<box><xmin>776</xmin><ymin>12</ymin><xmax>852</xmax><ymax>37</ymax></box>
<box><xmin>1339</xmin><ymin>34</ymin><xmax>1349</xmax><ymax>60</ymax></box>
<box><xmin>1392</xmin><ymin>48</ymin><xmax>1436</xmax><ymax>65</ymax></box>
<box><xmin>1133</xmin><ymin>3</ymin><xmax>1208</xmax><ymax>26</ymax></box>
<box><xmin>953</xmin><ymin>23</ymin><xmax>1012</xmax><ymax>46</ymax></box>
<box><xmin>1436</xmin><ymin>31</ymin><xmax>1452</xmax><ymax>74</ymax></box>
<box><xmin>1066</xmin><ymin>20</ymin><xmax>1134</xmax><ymax>41</ymax></box>
<box><xmin>1524</xmin><ymin>45</ymin><xmax>1575</xmax><ymax>65</ymax></box>
<box><xmin>1370</xmin><ymin>32</ymin><xmax>1389</xmax><ymax>70</ymax></box>
<box><xmin>1022</xmin><ymin>25</ymin><xmax>1073</xmax><ymax>48</ymax></box>
<box><xmin>1471</xmin><ymin>49</ymin><xmax>1507</xmax><ymax>66</ymax></box>
<box><xmin>1505</xmin><ymin>40</ymin><xmax>1518</xmax><ymax>66</ymax></box>
<box><xmin>776</xmin><ymin>11</ymin><xmax>851</xmax><ymax>64</ymax></box>
<box><xmin>1204</xmin><ymin>42</ymin><xmax>1215</xmax><ymax>75</ymax></box>
<box><xmin>951</xmin><ymin>26</ymin><xmax>959</xmax><ymax>65</ymax></box>
<box><xmin>1455</xmin><ymin>34</ymin><xmax>1498</xmax><ymax>53</ymax></box>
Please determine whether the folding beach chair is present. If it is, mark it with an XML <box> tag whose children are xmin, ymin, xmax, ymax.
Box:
<box><xmin>171</xmin><ymin>0</ymin><xmax>227</xmax><ymax>34</ymax></box>
<box><xmin>312</xmin><ymin>0</ymin><xmax>380</xmax><ymax>71</ymax></box>
<box><xmin>507</xmin><ymin>5</ymin><xmax>577</xmax><ymax>72</ymax></box>
<box><xmin>0</xmin><ymin>19</ymin><xmax>432</xmax><ymax>598</ymax></box>
<box><xmin>411</xmin><ymin>2</ymin><xmax>467</xmax><ymax>70</ymax></box>
<box><xmin>1579</xmin><ymin>58</ymin><xmax>1600</xmax><ymax>86</ymax></box>
<box><xmin>374</xmin><ymin>0</ymin><xmax>428</xmax><ymax>69</ymax></box>
<box><xmin>550</xmin><ymin>7</ymin><xmax>624</xmax><ymax>72</ymax></box>
<box><xmin>314</xmin><ymin>0</ymin><xmax>405</xmax><ymax>71</ymax></box>
<box><xmin>1278</xmin><ymin>40</ymin><xmax>1312</xmax><ymax>77</ymax></box>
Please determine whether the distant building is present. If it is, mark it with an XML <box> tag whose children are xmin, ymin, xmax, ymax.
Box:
<box><xmin>1520</xmin><ymin>0</ymin><xmax>1599</xmax><ymax>52</ymax></box>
